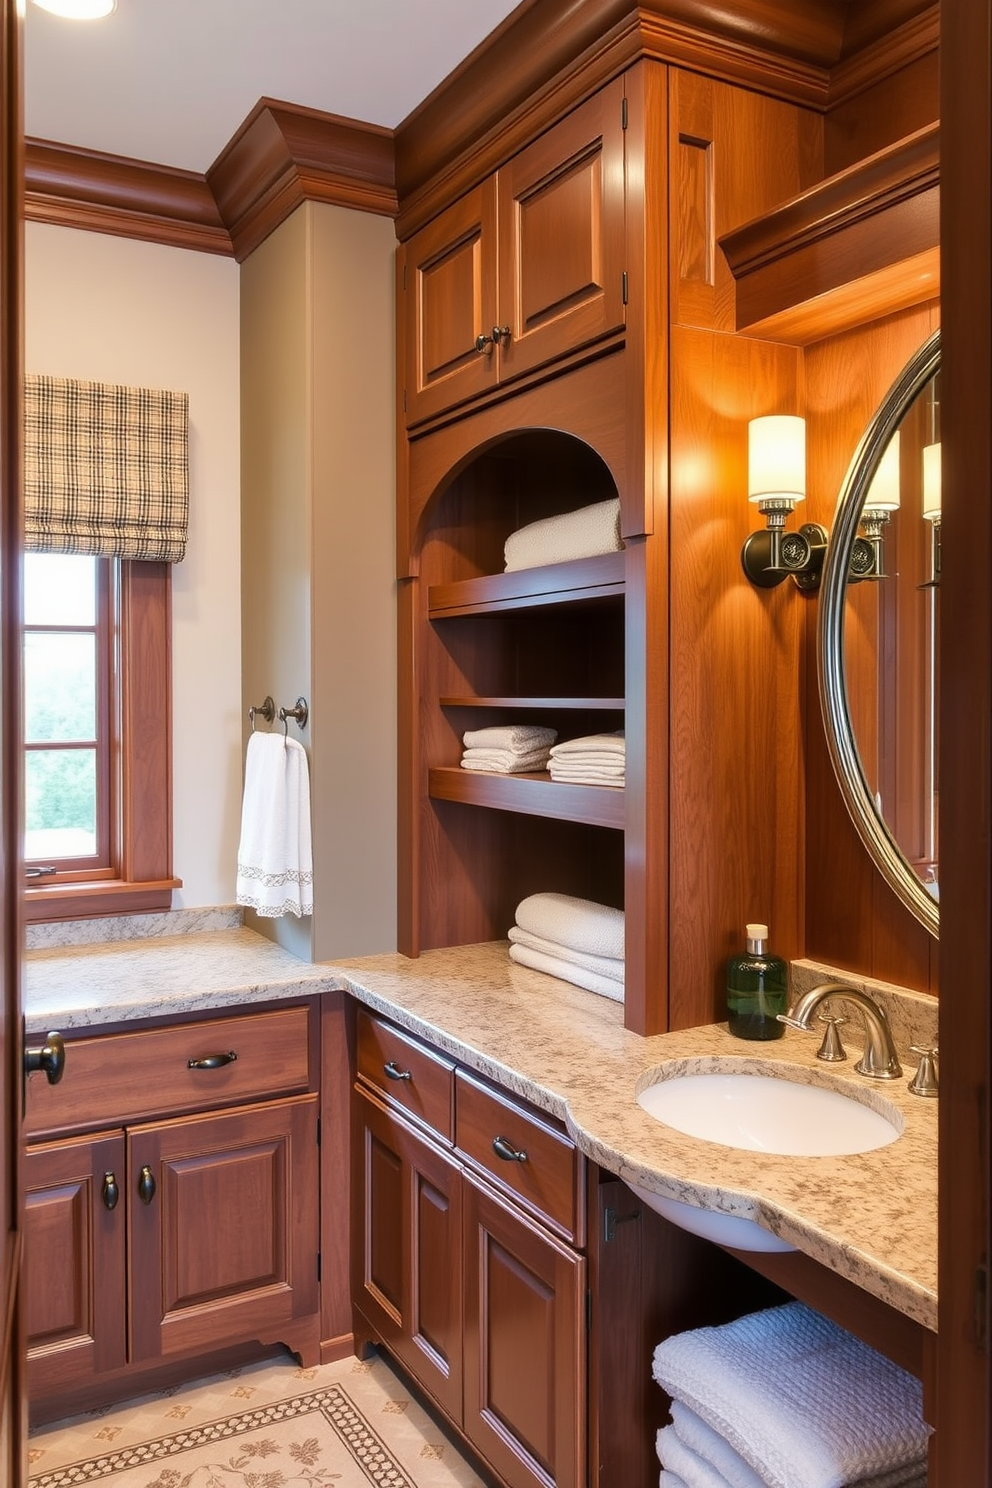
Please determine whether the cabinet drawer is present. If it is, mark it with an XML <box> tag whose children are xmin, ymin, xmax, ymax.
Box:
<box><xmin>455</xmin><ymin>1071</ymin><xmax>582</xmax><ymax>1243</ymax></box>
<box><xmin>356</xmin><ymin>1009</ymin><xmax>455</xmax><ymax>1142</ymax></box>
<box><xmin>24</xmin><ymin>1005</ymin><xmax>312</xmax><ymax>1138</ymax></box>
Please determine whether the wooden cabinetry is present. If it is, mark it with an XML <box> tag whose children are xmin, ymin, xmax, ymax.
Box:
<box><xmin>24</xmin><ymin>1004</ymin><xmax>320</xmax><ymax>1412</ymax></box>
<box><xmin>403</xmin><ymin>81</ymin><xmax>626</xmax><ymax>426</ymax></box>
<box><xmin>353</xmin><ymin>1008</ymin><xmax>587</xmax><ymax>1488</ymax></box>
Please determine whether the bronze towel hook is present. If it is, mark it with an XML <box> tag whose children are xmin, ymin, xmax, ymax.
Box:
<box><xmin>279</xmin><ymin>697</ymin><xmax>309</xmax><ymax>735</ymax></box>
<box><xmin>248</xmin><ymin>696</ymin><xmax>275</xmax><ymax>732</ymax></box>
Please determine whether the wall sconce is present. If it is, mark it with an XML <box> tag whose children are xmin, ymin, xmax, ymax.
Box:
<box><xmin>859</xmin><ymin>431</ymin><xmax>900</xmax><ymax>578</ymax></box>
<box><xmin>741</xmin><ymin>415</ymin><xmax>826</xmax><ymax>591</ymax></box>
<box><xmin>922</xmin><ymin>441</ymin><xmax>941</xmax><ymax>586</ymax></box>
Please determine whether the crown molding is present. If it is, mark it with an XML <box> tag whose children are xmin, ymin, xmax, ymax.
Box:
<box><xmin>24</xmin><ymin>140</ymin><xmax>232</xmax><ymax>255</ymax></box>
<box><xmin>207</xmin><ymin>99</ymin><xmax>396</xmax><ymax>262</ymax></box>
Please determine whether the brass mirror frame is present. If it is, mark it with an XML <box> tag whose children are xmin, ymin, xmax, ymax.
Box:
<box><xmin>818</xmin><ymin>328</ymin><xmax>940</xmax><ymax>940</ymax></box>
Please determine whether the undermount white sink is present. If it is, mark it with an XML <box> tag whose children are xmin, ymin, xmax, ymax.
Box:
<box><xmin>637</xmin><ymin>1069</ymin><xmax>902</xmax><ymax>1157</ymax></box>
<box><xmin>629</xmin><ymin>1066</ymin><xmax>903</xmax><ymax>1252</ymax></box>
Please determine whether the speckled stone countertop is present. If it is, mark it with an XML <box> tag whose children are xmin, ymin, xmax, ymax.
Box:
<box><xmin>24</xmin><ymin>926</ymin><xmax>348</xmax><ymax>1029</ymax></box>
<box><xmin>24</xmin><ymin>928</ymin><xmax>937</xmax><ymax>1332</ymax></box>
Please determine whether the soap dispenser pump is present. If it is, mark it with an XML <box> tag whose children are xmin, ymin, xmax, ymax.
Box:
<box><xmin>726</xmin><ymin>924</ymin><xmax>788</xmax><ymax>1041</ymax></box>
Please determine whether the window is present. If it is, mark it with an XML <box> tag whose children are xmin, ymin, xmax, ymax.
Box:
<box><xmin>22</xmin><ymin>555</ymin><xmax>177</xmax><ymax>922</ymax></box>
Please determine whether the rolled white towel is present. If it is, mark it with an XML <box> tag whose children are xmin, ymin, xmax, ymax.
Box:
<box><xmin>461</xmin><ymin>747</ymin><xmax>552</xmax><ymax>774</ymax></box>
<box><xmin>508</xmin><ymin>924</ymin><xmax>624</xmax><ymax>983</ymax></box>
<box><xmin>509</xmin><ymin>941</ymin><xmax>623</xmax><ymax>1002</ymax></box>
<box><xmin>657</xmin><ymin>1425</ymin><xmax>736</xmax><ymax>1488</ymax></box>
<box><xmin>515</xmin><ymin>892</ymin><xmax>624</xmax><ymax>960</ymax></box>
<box><xmin>504</xmin><ymin>497</ymin><xmax>622</xmax><ymax>572</ymax></box>
<box><xmin>651</xmin><ymin>1304</ymin><xmax>930</xmax><ymax>1488</ymax></box>
<box><xmin>669</xmin><ymin>1403</ymin><xmax>765</xmax><ymax>1488</ymax></box>
<box><xmin>549</xmin><ymin>731</ymin><xmax>625</xmax><ymax>757</ymax></box>
<box><xmin>463</xmin><ymin>724</ymin><xmax>557</xmax><ymax>753</ymax></box>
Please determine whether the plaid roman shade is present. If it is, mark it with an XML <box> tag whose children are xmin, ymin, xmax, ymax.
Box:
<box><xmin>24</xmin><ymin>374</ymin><xmax>189</xmax><ymax>562</ymax></box>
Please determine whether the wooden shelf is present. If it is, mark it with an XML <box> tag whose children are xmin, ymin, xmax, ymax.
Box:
<box><xmin>427</xmin><ymin>550</ymin><xmax>625</xmax><ymax>618</ymax></box>
<box><xmin>428</xmin><ymin>766</ymin><xmax>624</xmax><ymax>830</ymax></box>
<box><xmin>440</xmin><ymin>696</ymin><xmax>625</xmax><ymax>710</ymax></box>
<box><xmin>719</xmin><ymin>124</ymin><xmax>939</xmax><ymax>344</ymax></box>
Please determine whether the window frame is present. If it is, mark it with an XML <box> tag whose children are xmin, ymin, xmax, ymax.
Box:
<box><xmin>23</xmin><ymin>559</ymin><xmax>180</xmax><ymax>922</ymax></box>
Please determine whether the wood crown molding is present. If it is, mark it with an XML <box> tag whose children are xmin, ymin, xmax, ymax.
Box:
<box><xmin>207</xmin><ymin>99</ymin><xmax>396</xmax><ymax>263</ymax></box>
<box><xmin>22</xmin><ymin>0</ymin><xmax>937</xmax><ymax>259</ymax></box>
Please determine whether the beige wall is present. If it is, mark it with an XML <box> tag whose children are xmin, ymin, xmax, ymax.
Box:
<box><xmin>25</xmin><ymin>222</ymin><xmax>243</xmax><ymax>909</ymax></box>
<box><xmin>241</xmin><ymin>202</ymin><xmax>397</xmax><ymax>960</ymax></box>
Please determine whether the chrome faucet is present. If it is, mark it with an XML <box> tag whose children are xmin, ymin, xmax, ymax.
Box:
<box><xmin>778</xmin><ymin>981</ymin><xmax>902</xmax><ymax>1080</ymax></box>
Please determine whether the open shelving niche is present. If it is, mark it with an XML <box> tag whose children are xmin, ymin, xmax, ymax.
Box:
<box><xmin>409</xmin><ymin>429</ymin><xmax>628</xmax><ymax>963</ymax></box>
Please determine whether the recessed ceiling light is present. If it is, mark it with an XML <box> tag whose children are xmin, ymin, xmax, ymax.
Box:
<box><xmin>30</xmin><ymin>0</ymin><xmax>116</xmax><ymax>17</ymax></box>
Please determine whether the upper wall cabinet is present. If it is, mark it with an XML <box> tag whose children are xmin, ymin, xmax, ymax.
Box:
<box><xmin>402</xmin><ymin>80</ymin><xmax>627</xmax><ymax>428</ymax></box>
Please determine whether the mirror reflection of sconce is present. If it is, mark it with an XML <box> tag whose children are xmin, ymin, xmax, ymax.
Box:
<box><xmin>859</xmin><ymin>431</ymin><xmax>901</xmax><ymax>579</ymax></box>
<box><xmin>741</xmin><ymin>415</ymin><xmax>827</xmax><ymax>591</ymax></box>
<box><xmin>922</xmin><ymin>440</ymin><xmax>941</xmax><ymax>586</ymax></box>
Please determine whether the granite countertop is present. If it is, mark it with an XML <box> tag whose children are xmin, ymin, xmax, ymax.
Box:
<box><xmin>24</xmin><ymin>927</ymin><xmax>937</xmax><ymax>1333</ymax></box>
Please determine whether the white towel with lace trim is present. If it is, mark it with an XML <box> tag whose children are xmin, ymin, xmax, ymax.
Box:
<box><xmin>504</xmin><ymin>498</ymin><xmax>622</xmax><ymax>571</ymax></box>
<box><xmin>236</xmin><ymin>732</ymin><xmax>314</xmax><ymax>918</ymax></box>
<box><xmin>651</xmin><ymin>1303</ymin><xmax>930</xmax><ymax>1488</ymax></box>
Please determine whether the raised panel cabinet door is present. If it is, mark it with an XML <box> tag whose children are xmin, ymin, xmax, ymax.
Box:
<box><xmin>128</xmin><ymin>1094</ymin><xmax>318</xmax><ymax>1363</ymax></box>
<box><xmin>353</xmin><ymin>1087</ymin><xmax>464</xmax><ymax>1421</ymax></box>
<box><xmin>463</xmin><ymin>1171</ymin><xmax>586</xmax><ymax>1488</ymax></box>
<box><xmin>405</xmin><ymin>179</ymin><xmax>499</xmax><ymax>426</ymax></box>
<box><xmin>24</xmin><ymin>1131</ymin><xmax>127</xmax><ymax>1397</ymax></box>
<box><xmin>496</xmin><ymin>78</ymin><xmax>626</xmax><ymax>385</ymax></box>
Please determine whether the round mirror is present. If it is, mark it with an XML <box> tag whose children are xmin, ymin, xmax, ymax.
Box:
<box><xmin>818</xmin><ymin>329</ymin><xmax>940</xmax><ymax>939</ymax></box>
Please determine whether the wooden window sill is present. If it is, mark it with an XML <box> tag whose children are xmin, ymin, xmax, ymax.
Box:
<box><xmin>23</xmin><ymin>878</ymin><xmax>182</xmax><ymax>924</ymax></box>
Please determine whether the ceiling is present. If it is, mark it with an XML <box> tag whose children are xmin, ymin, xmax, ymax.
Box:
<box><xmin>23</xmin><ymin>0</ymin><xmax>524</xmax><ymax>175</ymax></box>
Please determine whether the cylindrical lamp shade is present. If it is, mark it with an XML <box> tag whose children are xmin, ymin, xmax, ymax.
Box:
<box><xmin>30</xmin><ymin>0</ymin><xmax>116</xmax><ymax>15</ymax></box>
<box><xmin>748</xmin><ymin>415</ymin><xmax>806</xmax><ymax>504</ymax></box>
<box><xmin>923</xmin><ymin>442</ymin><xmax>941</xmax><ymax>520</ymax></box>
<box><xmin>865</xmin><ymin>430</ymin><xmax>901</xmax><ymax>511</ymax></box>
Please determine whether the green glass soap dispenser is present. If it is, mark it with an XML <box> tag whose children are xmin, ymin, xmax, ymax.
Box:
<box><xmin>726</xmin><ymin>923</ymin><xmax>787</xmax><ymax>1040</ymax></box>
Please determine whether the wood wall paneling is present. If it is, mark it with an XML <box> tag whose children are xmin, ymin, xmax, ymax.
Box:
<box><xmin>825</xmin><ymin>47</ymin><xmax>938</xmax><ymax>177</ymax></box>
<box><xmin>803</xmin><ymin>303</ymin><xmax>939</xmax><ymax>993</ymax></box>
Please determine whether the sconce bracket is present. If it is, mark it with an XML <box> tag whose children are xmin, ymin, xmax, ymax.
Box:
<box><xmin>742</xmin><ymin>522</ymin><xmax>827</xmax><ymax>591</ymax></box>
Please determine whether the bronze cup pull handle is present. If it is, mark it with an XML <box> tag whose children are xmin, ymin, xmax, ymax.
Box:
<box><xmin>138</xmin><ymin>1165</ymin><xmax>156</xmax><ymax>1204</ymax></box>
<box><xmin>492</xmin><ymin>1135</ymin><xmax>527</xmax><ymax>1163</ymax></box>
<box><xmin>187</xmin><ymin>1051</ymin><xmax>238</xmax><ymax>1070</ymax></box>
<box><xmin>384</xmin><ymin>1061</ymin><xmax>412</xmax><ymax>1082</ymax></box>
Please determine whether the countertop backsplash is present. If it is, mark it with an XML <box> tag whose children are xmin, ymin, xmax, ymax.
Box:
<box><xmin>25</xmin><ymin>905</ymin><xmax>244</xmax><ymax>952</ymax></box>
<box><xmin>791</xmin><ymin>959</ymin><xmax>938</xmax><ymax>1064</ymax></box>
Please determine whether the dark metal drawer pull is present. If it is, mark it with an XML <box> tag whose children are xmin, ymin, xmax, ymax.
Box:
<box><xmin>137</xmin><ymin>1165</ymin><xmax>156</xmax><ymax>1204</ymax></box>
<box><xmin>102</xmin><ymin>1171</ymin><xmax>119</xmax><ymax>1211</ymax></box>
<box><xmin>492</xmin><ymin>1135</ymin><xmax>528</xmax><ymax>1163</ymax></box>
<box><xmin>384</xmin><ymin>1061</ymin><xmax>412</xmax><ymax>1082</ymax></box>
<box><xmin>188</xmin><ymin>1050</ymin><xmax>238</xmax><ymax>1070</ymax></box>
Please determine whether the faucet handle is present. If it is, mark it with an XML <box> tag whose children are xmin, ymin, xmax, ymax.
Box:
<box><xmin>908</xmin><ymin>1045</ymin><xmax>939</xmax><ymax>1098</ymax></box>
<box><xmin>815</xmin><ymin>1013</ymin><xmax>847</xmax><ymax>1063</ymax></box>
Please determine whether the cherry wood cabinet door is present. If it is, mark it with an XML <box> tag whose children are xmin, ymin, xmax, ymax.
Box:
<box><xmin>463</xmin><ymin>1170</ymin><xmax>586</xmax><ymax>1488</ymax></box>
<box><xmin>128</xmin><ymin>1095</ymin><xmax>318</xmax><ymax>1363</ymax></box>
<box><xmin>404</xmin><ymin>179</ymin><xmax>499</xmax><ymax>426</ymax></box>
<box><xmin>353</xmin><ymin>1087</ymin><xmax>463</xmax><ymax>1421</ymax></box>
<box><xmin>24</xmin><ymin>1132</ymin><xmax>126</xmax><ymax>1397</ymax></box>
<box><xmin>496</xmin><ymin>78</ymin><xmax>626</xmax><ymax>386</ymax></box>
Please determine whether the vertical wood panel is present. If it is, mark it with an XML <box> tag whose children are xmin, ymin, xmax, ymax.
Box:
<box><xmin>668</xmin><ymin>326</ymin><xmax>805</xmax><ymax>1028</ymax></box>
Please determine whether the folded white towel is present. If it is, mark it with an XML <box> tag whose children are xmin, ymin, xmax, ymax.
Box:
<box><xmin>662</xmin><ymin>1412</ymin><xmax>926</xmax><ymax>1488</ymax></box>
<box><xmin>651</xmin><ymin>1304</ymin><xmax>930</xmax><ymax>1488</ymax></box>
<box><xmin>504</xmin><ymin>498</ymin><xmax>622</xmax><ymax>572</ymax></box>
<box><xmin>508</xmin><ymin>924</ymin><xmax>624</xmax><ymax>983</ymax></box>
<box><xmin>669</xmin><ymin>1404</ymin><xmax>765</xmax><ymax>1488</ymax></box>
<box><xmin>549</xmin><ymin>764</ymin><xmax>625</xmax><ymax>785</ymax></box>
<box><xmin>661</xmin><ymin>1475</ymin><xmax>689</xmax><ymax>1488</ymax></box>
<box><xmin>515</xmin><ymin>891</ymin><xmax>624</xmax><ymax>959</ymax></box>
<box><xmin>658</xmin><ymin>1425</ymin><xmax>736</xmax><ymax>1488</ymax></box>
<box><xmin>509</xmin><ymin>941</ymin><xmax>623</xmax><ymax>1002</ymax></box>
<box><xmin>236</xmin><ymin>733</ymin><xmax>314</xmax><ymax>918</ymax></box>
<box><xmin>461</xmin><ymin>748</ymin><xmax>551</xmax><ymax>774</ymax></box>
<box><xmin>462</xmin><ymin>724</ymin><xmax>557</xmax><ymax>753</ymax></box>
<box><xmin>549</xmin><ymin>731</ymin><xmax>625</xmax><ymax>757</ymax></box>
<box><xmin>550</xmin><ymin>752</ymin><xmax>626</xmax><ymax>769</ymax></box>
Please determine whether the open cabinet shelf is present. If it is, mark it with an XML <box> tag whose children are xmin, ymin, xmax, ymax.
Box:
<box><xmin>428</xmin><ymin>767</ymin><xmax>625</xmax><ymax>830</ymax></box>
<box><xmin>427</xmin><ymin>550</ymin><xmax>625</xmax><ymax>618</ymax></box>
<box><xmin>441</xmin><ymin>696</ymin><xmax>625</xmax><ymax>711</ymax></box>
